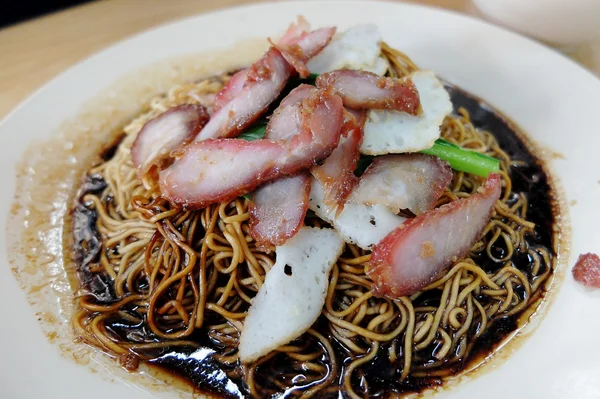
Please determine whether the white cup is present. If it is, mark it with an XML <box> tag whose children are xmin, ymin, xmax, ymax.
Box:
<box><xmin>472</xmin><ymin>0</ymin><xmax>600</xmax><ymax>45</ymax></box>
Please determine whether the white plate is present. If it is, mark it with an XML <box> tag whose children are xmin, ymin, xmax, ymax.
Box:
<box><xmin>1</xmin><ymin>1</ymin><xmax>599</xmax><ymax>398</ymax></box>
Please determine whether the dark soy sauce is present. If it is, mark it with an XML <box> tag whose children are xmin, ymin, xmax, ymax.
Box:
<box><xmin>72</xmin><ymin>174</ymin><xmax>115</xmax><ymax>302</ymax></box>
<box><xmin>72</xmin><ymin>84</ymin><xmax>557</xmax><ymax>398</ymax></box>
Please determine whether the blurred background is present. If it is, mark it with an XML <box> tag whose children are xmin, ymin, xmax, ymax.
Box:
<box><xmin>1</xmin><ymin>0</ymin><xmax>93</xmax><ymax>28</ymax></box>
<box><xmin>1</xmin><ymin>0</ymin><xmax>598</xmax><ymax>118</ymax></box>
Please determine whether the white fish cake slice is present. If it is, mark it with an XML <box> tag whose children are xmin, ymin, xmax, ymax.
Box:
<box><xmin>334</xmin><ymin>203</ymin><xmax>407</xmax><ymax>250</ymax></box>
<box><xmin>360</xmin><ymin>71</ymin><xmax>452</xmax><ymax>155</ymax></box>
<box><xmin>308</xmin><ymin>177</ymin><xmax>406</xmax><ymax>250</ymax></box>
<box><xmin>307</xmin><ymin>24</ymin><xmax>389</xmax><ymax>76</ymax></box>
<box><xmin>239</xmin><ymin>226</ymin><xmax>344</xmax><ymax>364</ymax></box>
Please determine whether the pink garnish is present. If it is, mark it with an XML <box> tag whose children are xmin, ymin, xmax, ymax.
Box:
<box><xmin>572</xmin><ymin>253</ymin><xmax>600</xmax><ymax>288</ymax></box>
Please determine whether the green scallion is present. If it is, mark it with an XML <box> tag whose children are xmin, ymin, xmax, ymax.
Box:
<box><xmin>419</xmin><ymin>139</ymin><xmax>500</xmax><ymax>177</ymax></box>
<box><xmin>238</xmin><ymin>124</ymin><xmax>267</xmax><ymax>141</ymax></box>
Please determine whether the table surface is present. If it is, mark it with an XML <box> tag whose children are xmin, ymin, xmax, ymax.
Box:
<box><xmin>1</xmin><ymin>0</ymin><xmax>598</xmax><ymax>119</ymax></box>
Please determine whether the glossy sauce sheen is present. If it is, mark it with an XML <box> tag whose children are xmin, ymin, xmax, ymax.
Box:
<box><xmin>72</xmin><ymin>84</ymin><xmax>557</xmax><ymax>398</ymax></box>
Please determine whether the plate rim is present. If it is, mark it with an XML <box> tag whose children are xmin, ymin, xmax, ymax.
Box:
<box><xmin>1</xmin><ymin>2</ymin><xmax>599</xmax><ymax>399</ymax></box>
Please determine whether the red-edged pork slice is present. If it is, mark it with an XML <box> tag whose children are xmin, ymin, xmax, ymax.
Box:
<box><xmin>196</xmin><ymin>23</ymin><xmax>336</xmax><ymax>141</ymax></box>
<box><xmin>278</xmin><ymin>83</ymin><xmax>315</xmax><ymax>107</ymax></box>
<box><xmin>160</xmin><ymin>91</ymin><xmax>343</xmax><ymax>208</ymax></box>
<box><xmin>310</xmin><ymin>110</ymin><xmax>363</xmax><ymax>207</ymax></box>
<box><xmin>239</xmin><ymin>226</ymin><xmax>344</xmax><ymax>363</ymax></box>
<box><xmin>277</xmin><ymin>16</ymin><xmax>311</xmax><ymax>45</ymax></box>
<box><xmin>289</xmin><ymin>90</ymin><xmax>344</xmax><ymax>161</ymax></box>
<box><xmin>346</xmin><ymin>107</ymin><xmax>367</xmax><ymax>127</ymax></box>
<box><xmin>572</xmin><ymin>253</ymin><xmax>600</xmax><ymax>288</ymax></box>
<box><xmin>249</xmin><ymin>174</ymin><xmax>311</xmax><ymax>249</ymax></box>
<box><xmin>211</xmin><ymin>18</ymin><xmax>331</xmax><ymax>113</ymax></box>
<box><xmin>249</xmin><ymin>85</ymin><xmax>315</xmax><ymax>248</ymax></box>
<box><xmin>272</xmin><ymin>27</ymin><xmax>336</xmax><ymax>78</ymax></box>
<box><xmin>368</xmin><ymin>174</ymin><xmax>502</xmax><ymax>298</ymax></box>
<box><xmin>316</xmin><ymin>70</ymin><xmax>421</xmax><ymax>114</ymax></box>
<box><xmin>361</xmin><ymin>71</ymin><xmax>452</xmax><ymax>155</ymax></box>
<box><xmin>348</xmin><ymin>154</ymin><xmax>452</xmax><ymax>214</ymax></box>
<box><xmin>195</xmin><ymin>48</ymin><xmax>293</xmax><ymax>141</ymax></box>
<box><xmin>131</xmin><ymin>104</ymin><xmax>209</xmax><ymax>175</ymax></box>
<box><xmin>265</xmin><ymin>84</ymin><xmax>314</xmax><ymax>141</ymax></box>
<box><xmin>161</xmin><ymin>139</ymin><xmax>281</xmax><ymax>207</ymax></box>
<box><xmin>213</xmin><ymin>69</ymin><xmax>248</xmax><ymax>112</ymax></box>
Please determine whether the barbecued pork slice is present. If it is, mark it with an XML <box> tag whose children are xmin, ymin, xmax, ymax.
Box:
<box><xmin>160</xmin><ymin>91</ymin><xmax>343</xmax><ymax>208</ymax></box>
<box><xmin>348</xmin><ymin>154</ymin><xmax>452</xmax><ymax>215</ymax></box>
<box><xmin>310</xmin><ymin>110</ymin><xmax>363</xmax><ymax>207</ymax></box>
<box><xmin>316</xmin><ymin>70</ymin><xmax>421</xmax><ymax>114</ymax></box>
<box><xmin>272</xmin><ymin>27</ymin><xmax>336</xmax><ymax>78</ymax></box>
<box><xmin>249</xmin><ymin>175</ymin><xmax>311</xmax><ymax>249</ymax></box>
<box><xmin>213</xmin><ymin>69</ymin><xmax>248</xmax><ymax>112</ymax></box>
<box><xmin>368</xmin><ymin>174</ymin><xmax>501</xmax><ymax>298</ymax></box>
<box><xmin>265</xmin><ymin>84</ymin><xmax>314</xmax><ymax>141</ymax></box>
<box><xmin>201</xmin><ymin>22</ymin><xmax>335</xmax><ymax>140</ymax></box>
<box><xmin>213</xmin><ymin>18</ymin><xmax>333</xmax><ymax>111</ymax></box>
<box><xmin>277</xmin><ymin>16</ymin><xmax>311</xmax><ymax>45</ymax></box>
<box><xmin>195</xmin><ymin>48</ymin><xmax>293</xmax><ymax>141</ymax></box>
<box><xmin>248</xmin><ymin>85</ymin><xmax>315</xmax><ymax>248</ymax></box>
<box><xmin>131</xmin><ymin>104</ymin><xmax>209</xmax><ymax>175</ymax></box>
<box><xmin>361</xmin><ymin>71</ymin><xmax>452</xmax><ymax>155</ymax></box>
<box><xmin>239</xmin><ymin>226</ymin><xmax>344</xmax><ymax>363</ymax></box>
